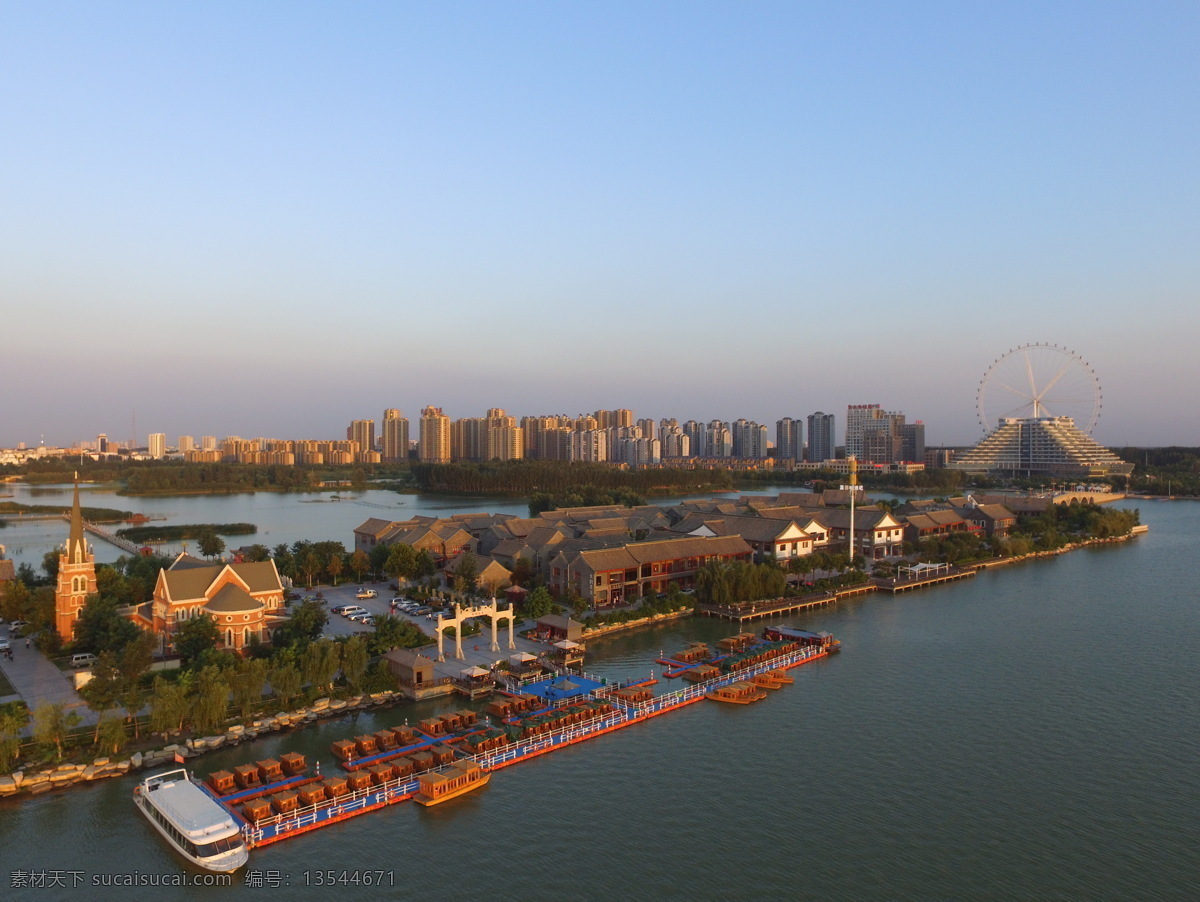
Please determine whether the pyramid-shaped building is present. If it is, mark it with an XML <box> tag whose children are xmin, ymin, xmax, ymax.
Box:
<box><xmin>951</xmin><ymin>416</ymin><xmax>1133</xmax><ymax>478</ymax></box>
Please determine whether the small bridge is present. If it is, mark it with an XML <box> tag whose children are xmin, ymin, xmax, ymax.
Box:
<box><xmin>68</xmin><ymin>515</ymin><xmax>141</xmax><ymax>555</ymax></box>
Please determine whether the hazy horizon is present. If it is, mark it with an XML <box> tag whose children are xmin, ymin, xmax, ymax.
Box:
<box><xmin>3</xmin><ymin>3</ymin><xmax>1197</xmax><ymax>449</ymax></box>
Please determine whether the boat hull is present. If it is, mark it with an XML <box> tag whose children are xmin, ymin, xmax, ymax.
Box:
<box><xmin>413</xmin><ymin>772</ymin><xmax>490</xmax><ymax>807</ymax></box>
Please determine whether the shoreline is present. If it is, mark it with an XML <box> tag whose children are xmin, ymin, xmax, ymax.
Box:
<box><xmin>0</xmin><ymin>527</ymin><xmax>1147</xmax><ymax>802</ymax></box>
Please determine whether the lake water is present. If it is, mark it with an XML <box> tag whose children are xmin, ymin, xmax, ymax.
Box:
<box><xmin>2</xmin><ymin>496</ymin><xmax>1198</xmax><ymax>900</ymax></box>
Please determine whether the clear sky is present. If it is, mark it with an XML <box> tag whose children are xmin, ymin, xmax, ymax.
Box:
<box><xmin>2</xmin><ymin>2</ymin><xmax>1197</xmax><ymax>449</ymax></box>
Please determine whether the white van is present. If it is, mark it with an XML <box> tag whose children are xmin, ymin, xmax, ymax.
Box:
<box><xmin>71</xmin><ymin>653</ymin><xmax>98</xmax><ymax>669</ymax></box>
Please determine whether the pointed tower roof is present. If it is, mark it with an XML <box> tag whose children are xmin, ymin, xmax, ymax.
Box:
<box><xmin>65</xmin><ymin>474</ymin><xmax>88</xmax><ymax>563</ymax></box>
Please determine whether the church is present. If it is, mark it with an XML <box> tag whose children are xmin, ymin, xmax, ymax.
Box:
<box><xmin>55</xmin><ymin>480</ymin><xmax>286</xmax><ymax>654</ymax></box>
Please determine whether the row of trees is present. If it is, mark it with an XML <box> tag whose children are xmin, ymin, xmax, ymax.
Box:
<box><xmin>411</xmin><ymin>460</ymin><xmax>734</xmax><ymax>496</ymax></box>
<box><xmin>122</xmin><ymin>463</ymin><xmax>330</xmax><ymax>494</ymax></box>
<box><xmin>695</xmin><ymin>561</ymin><xmax>789</xmax><ymax>606</ymax></box>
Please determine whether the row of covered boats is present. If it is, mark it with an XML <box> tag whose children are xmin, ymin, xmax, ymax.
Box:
<box><xmin>135</xmin><ymin>623</ymin><xmax>838</xmax><ymax>872</ymax></box>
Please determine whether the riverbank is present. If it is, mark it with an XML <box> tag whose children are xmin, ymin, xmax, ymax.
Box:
<box><xmin>0</xmin><ymin>691</ymin><xmax>408</xmax><ymax>800</ymax></box>
<box><xmin>0</xmin><ymin>525</ymin><xmax>1149</xmax><ymax>805</ymax></box>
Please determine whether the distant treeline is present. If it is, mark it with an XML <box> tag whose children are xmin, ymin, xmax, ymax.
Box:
<box><xmin>116</xmin><ymin>523</ymin><xmax>257</xmax><ymax>542</ymax></box>
<box><xmin>123</xmin><ymin>464</ymin><xmax>332</xmax><ymax>494</ymax></box>
<box><xmin>409</xmin><ymin>461</ymin><xmax>735</xmax><ymax>497</ymax></box>
<box><xmin>738</xmin><ymin>467</ymin><xmax>968</xmax><ymax>492</ymax></box>
<box><xmin>0</xmin><ymin>501</ymin><xmax>132</xmax><ymax>522</ymax></box>
<box><xmin>1114</xmin><ymin>447</ymin><xmax>1200</xmax><ymax>497</ymax></box>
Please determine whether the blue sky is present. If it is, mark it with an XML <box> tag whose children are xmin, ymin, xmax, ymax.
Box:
<box><xmin>2</xmin><ymin>2</ymin><xmax>1197</xmax><ymax>449</ymax></box>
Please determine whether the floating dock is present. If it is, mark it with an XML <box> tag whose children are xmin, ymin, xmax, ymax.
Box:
<box><xmin>205</xmin><ymin>637</ymin><xmax>834</xmax><ymax>849</ymax></box>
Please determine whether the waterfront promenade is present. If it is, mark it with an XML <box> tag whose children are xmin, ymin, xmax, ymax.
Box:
<box><xmin>0</xmin><ymin>640</ymin><xmax>97</xmax><ymax>727</ymax></box>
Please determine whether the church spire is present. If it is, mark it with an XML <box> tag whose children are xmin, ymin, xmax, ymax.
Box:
<box><xmin>67</xmin><ymin>472</ymin><xmax>86</xmax><ymax>563</ymax></box>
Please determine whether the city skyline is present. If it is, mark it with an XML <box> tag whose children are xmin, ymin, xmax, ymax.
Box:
<box><xmin>3</xmin><ymin>3</ymin><xmax>1197</xmax><ymax>448</ymax></box>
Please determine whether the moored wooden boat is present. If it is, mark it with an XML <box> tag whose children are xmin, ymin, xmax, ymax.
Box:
<box><xmin>412</xmin><ymin>759</ymin><xmax>490</xmax><ymax>807</ymax></box>
<box><xmin>705</xmin><ymin>681</ymin><xmax>767</xmax><ymax>704</ymax></box>
<box><xmin>750</xmin><ymin>672</ymin><xmax>784</xmax><ymax>690</ymax></box>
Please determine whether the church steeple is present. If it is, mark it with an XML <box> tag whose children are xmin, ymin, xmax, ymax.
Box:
<box><xmin>66</xmin><ymin>473</ymin><xmax>88</xmax><ymax>564</ymax></box>
<box><xmin>56</xmin><ymin>473</ymin><xmax>97</xmax><ymax>639</ymax></box>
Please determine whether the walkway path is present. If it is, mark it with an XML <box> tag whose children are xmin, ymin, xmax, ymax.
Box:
<box><xmin>0</xmin><ymin>638</ymin><xmax>98</xmax><ymax>727</ymax></box>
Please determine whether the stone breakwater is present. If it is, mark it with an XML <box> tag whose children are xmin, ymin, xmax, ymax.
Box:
<box><xmin>0</xmin><ymin>690</ymin><xmax>404</xmax><ymax>801</ymax></box>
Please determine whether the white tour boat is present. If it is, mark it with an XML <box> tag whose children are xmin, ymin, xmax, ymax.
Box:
<box><xmin>133</xmin><ymin>769</ymin><xmax>248</xmax><ymax>872</ymax></box>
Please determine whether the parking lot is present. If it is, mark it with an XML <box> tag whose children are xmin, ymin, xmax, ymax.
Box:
<box><xmin>303</xmin><ymin>582</ymin><xmax>554</xmax><ymax>682</ymax></box>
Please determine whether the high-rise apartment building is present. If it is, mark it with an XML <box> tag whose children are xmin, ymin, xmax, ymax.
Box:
<box><xmin>847</xmin><ymin>404</ymin><xmax>911</xmax><ymax>463</ymax></box>
<box><xmin>705</xmin><ymin>420</ymin><xmax>733</xmax><ymax>457</ymax></box>
<box><xmin>178</xmin><ymin>435</ymin><xmax>195</xmax><ymax>454</ymax></box>
<box><xmin>594</xmin><ymin>409</ymin><xmax>634</xmax><ymax>429</ymax></box>
<box><xmin>901</xmin><ymin>422</ymin><xmax>926</xmax><ymax>463</ymax></box>
<box><xmin>201</xmin><ymin>436</ymin><xmax>217</xmax><ymax>452</ymax></box>
<box><xmin>659</xmin><ymin>424</ymin><xmax>691</xmax><ymax>458</ymax></box>
<box><xmin>775</xmin><ymin>418</ymin><xmax>803</xmax><ymax>461</ymax></box>
<box><xmin>148</xmin><ymin>433</ymin><xmax>166</xmax><ymax>459</ymax></box>
<box><xmin>347</xmin><ymin>419</ymin><xmax>376</xmax><ymax>456</ymax></box>
<box><xmin>96</xmin><ymin>433</ymin><xmax>109</xmax><ymax>454</ymax></box>
<box><xmin>381</xmin><ymin>409</ymin><xmax>410</xmax><ymax>461</ymax></box>
<box><xmin>732</xmin><ymin>419</ymin><xmax>768</xmax><ymax>459</ymax></box>
<box><xmin>419</xmin><ymin>407</ymin><xmax>451</xmax><ymax>463</ymax></box>
<box><xmin>807</xmin><ymin>412</ymin><xmax>835</xmax><ymax>462</ymax></box>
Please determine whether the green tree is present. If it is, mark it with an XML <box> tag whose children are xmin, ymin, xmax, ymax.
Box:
<box><xmin>0</xmin><ymin>577</ymin><xmax>31</xmax><ymax>623</ymax></box>
<box><xmin>118</xmin><ymin>631</ymin><xmax>156</xmax><ymax>684</ymax></box>
<box><xmin>79</xmin><ymin>651</ymin><xmax>124</xmax><ymax>743</ymax></box>
<box><xmin>272</xmin><ymin>543</ymin><xmax>296</xmax><ymax>581</ymax></box>
<box><xmin>454</xmin><ymin>552</ymin><xmax>479</xmax><ymax>596</ymax></box>
<box><xmin>301</xmin><ymin>550</ymin><xmax>322</xmax><ymax>588</ymax></box>
<box><xmin>277</xmin><ymin>600</ymin><xmax>327</xmax><ymax>647</ymax></box>
<box><xmin>509</xmin><ymin>556</ymin><xmax>535</xmax><ymax>588</ymax></box>
<box><xmin>523</xmin><ymin>586</ymin><xmax>555</xmax><ymax>620</ymax></box>
<box><xmin>270</xmin><ymin>660</ymin><xmax>302</xmax><ymax>708</ymax></box>
<box><xmin>340</xmin><ymin>636</ymin><xmax>369</xmax><ymax>691</ymax></box>
<box><xmin>0</xmin><ymin>705</ymin><xmax>26</xmax><ymax>769</ymax></box>
<box><xmin>42</xmin><ymin>550</ymin><xmax>60</xmax><ymax>583</ymax></box>
<box><xmin>197</xmin><ymin>531</ymin><xmax>226</xmax><ymax>560</ymax></box>
<box><xmin>191</xmin><ymin>666</ymin><xmax>230</xmax><ymax>735</ymax></box>
<box><xmin>368</xmin><ymin>543</ymin><xmax>390</xmax><ymax>580</ymax></box>
<box><xmin>414</xmin><ymin>549</ymin><xmax>437</xmax><ymax>579</ymax></box>
<box><xmin>73</xmin><ymin>594</ymin><xmax>139</xmax><ymax>655</ymax></box>
<box><xmin>349</xmin><ymin>550</ymin><xmax>371</xmax><ymax>583</ymax></box>
<box><xmin>174</xmin><ymin>613</ymin><xmax>220</xmax><ymax>665</ymax></box>
<box><xmin>385</xmin><ymin>543</ymin><xmax>417</xmax><ymax>582</ymax></box>
<box><xmin>229</xmin><ymin>657</ymin><xmax>269</xmax><ymax>720</ymax></box>
<box><xmin>95</xmin><ymin>713</ymin><xmax>127</xmax><ymax>756</ymax></box>
<box><xmin>327</xmin><ymin>552</ymin><xmax>344</xmax><ymax>587</ymax></box>
<box><xmin>149</xmin><ymin>675</ymin><xmax>189</xmax><ymax>739</ymax></box>
<box><xmin>300</xmin><ymin>640</ymin><xmax>341</xmax><ymax>695</ymax></box>
<box><xmin>367</xmin><ymin>614</ymin><xmax>427</xmax><ymax>655</ymax></box>
<box><xmin>243</xmin><ymin>544</ymin><xmax>271</xmax><ymax>563</ymax></box>
<box><xmin>32</xmin><ymin>703</ymin><xmax>79</xmax><ymax>762</ymax></box>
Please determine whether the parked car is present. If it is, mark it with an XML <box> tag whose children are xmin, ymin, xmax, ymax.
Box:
<box><xmin>351</xmin><ymin>614</ymin><xmax>375</xmax><ymax>626</ymax></box>
<box><xmin>340</xmin><ymin>606</ymin><xmax>368</xmax><ymax>619</ymax></box>
<box><xmin>355</xmin><ymin>588</ymin><xmax>377</xmax><ymax>599</ymax></box>
<box><xmin>0</xmin><ymin>637</ymin><xmax>9</xmax><ymax>651</ymax></box>
<box><xmin>412</xmin><ymin>606</ymin><xmax>433</xmax><ymax>616</ymax></box>
<box><xmin>331</xmin><ymin>605</ymin><xmax>353</xmax><ymax>615</ymax></box>
<box><xmin>8</xmin><ymin>620</ymin><xmax>30</xmax><ymax>634</ymax></box>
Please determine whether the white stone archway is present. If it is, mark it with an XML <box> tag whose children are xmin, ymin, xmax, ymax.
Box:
<box><xmin>436</xmin><ymin>597</ymin><xmax>518</xmax><ymax>661</ymax></box>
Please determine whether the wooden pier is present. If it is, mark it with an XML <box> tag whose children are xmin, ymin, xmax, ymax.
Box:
<box><xmin>698</xmin><ymin>584</ymin><xmax>876</xmax><ymax>623</ymax></box>
<box><xmin>698</xmin><ymin>567</ymin><xmax>978</xmax><ymax>621</ymax></box>
<box><xmin>877</xmin><ymin>568</ymin><xmax>976</xmax><ymax>594</ymax></box>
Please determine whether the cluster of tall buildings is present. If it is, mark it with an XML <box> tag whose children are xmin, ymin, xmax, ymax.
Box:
<box><xmin>58</xmin><ymin>404</ymin><xmax>927</xmax><ymax>469</ymax></box>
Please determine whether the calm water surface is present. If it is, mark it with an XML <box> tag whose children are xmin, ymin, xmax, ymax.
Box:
<box><xmin>2</xmin><ymin>499</ymin><xmax>1198</xmax><ymax>900</ymax></box>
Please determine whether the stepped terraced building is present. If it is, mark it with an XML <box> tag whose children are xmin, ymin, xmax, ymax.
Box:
<box><xmin>951</xmin><ymin>416</ymin><xmax>1133</xmax><ymax>478</ymax></box>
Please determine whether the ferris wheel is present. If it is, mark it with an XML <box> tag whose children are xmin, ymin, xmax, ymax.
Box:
<box><xmin>977</xmin><ymin>343</ymin><xmax>1103</xmax><ymax>434</ymax></box>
